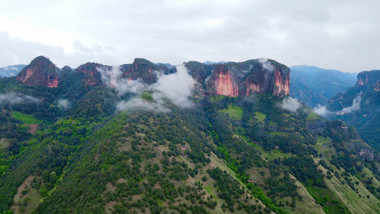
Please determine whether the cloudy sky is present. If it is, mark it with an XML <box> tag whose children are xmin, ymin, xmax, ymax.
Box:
<box><xmin>0</xmin><ymin>0</ymin><xmax>379</xmax><ymax>73</ymax></box>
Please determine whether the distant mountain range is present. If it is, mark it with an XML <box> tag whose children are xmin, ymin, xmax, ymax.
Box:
<box><xmin>327</xmin><ymin>70</ymin><xmax>380</xmax><ymax>151</ymax></box>
<box><xmin>0</xmin><ymin>65</ymin><xmax>26</xmax><ymax>77</ymax></box>
<box><xmin>290</xmin><ymin>65</ymin><xmax>357</xmax><ymax>107</ymax></box>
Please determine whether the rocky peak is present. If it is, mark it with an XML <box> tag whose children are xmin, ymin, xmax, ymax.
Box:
<box><xmin>133</xmin><ymin>58</ymin><xmax>154</xmax><ymax>69</ymax></box>
<box><xmin>356</xmin><ymin>70</ymin><xmax>380</xmax><ymax>91</ymax></box>
<box><xmin>74</xmin><ymin>63</ymin><xmax>107</xmax><ymax>87</ymax></box>
<box><xmin>16</xmin><ymin>56</ymin><xmax>60</xmax><ymax>88</ymax></box>
<box><xmin>120</xmin><ymin>58</ymin><xmax>158</xmax><ymax>84</ymax></box>
<box><xmin>61</xmin><ymin>66</ymin><xmax>73</xmax><ymax>73</ymax></box>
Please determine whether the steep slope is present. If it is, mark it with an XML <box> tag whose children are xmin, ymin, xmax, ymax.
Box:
<box><xmin>1</xmin><ymin>93</ymin><xmax>379</xmax><ymax>214</ymax></box>
<box><xmin>327</xmin><ymin>70</ymin><xmax>380</xmax><ymax>151</ymax></box>
<box><xmin>0</xmin><ymin>56</ymin><xmax>379</xmax><ymax>214</ymax></box>
<box><xmin>290</xmin><ymin>65</ymin><xmax>357</xmax><ymax>107</ymax></box>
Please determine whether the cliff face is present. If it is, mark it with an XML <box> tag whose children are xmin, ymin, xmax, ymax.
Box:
<box><xmin>356</xmin><ymin>70</ymin><xmax>380</xmax><ymax>91</ymax></box>
<box><xmin>197</xmin><ymin>59</ymin><xmax>290</xmax><ymax>97</ymax></box>
<box><xmin>74</xmin><ymin>63</ymin><xmax>107</xmax><ymax>86</ymax></box>
<box><xmin>207</xmin><ymin>65</ymin><xmax>239</xmax><ymax>97</ymax></box>
<box><xmin>273</xmin><ymin>69</ymin><xmax>290</xmax><ymax>96</ymax></box>
<box><xmin>16</xmin><ymin>56</ymin><xmax>60</xmax><ymax>88</ymax></box>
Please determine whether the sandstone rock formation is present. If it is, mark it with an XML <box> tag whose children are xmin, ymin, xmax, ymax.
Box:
<box><xmin>16</xmin><ymin>56</ymin><xmax>60</xmax><ymax>88</ymax></box>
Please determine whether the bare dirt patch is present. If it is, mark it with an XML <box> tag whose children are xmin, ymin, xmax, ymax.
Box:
<box><xmin>105</xmin><ymin>201</ymin><xmax>116</xmax><ymax>214</ymax></box>
<box><xmin>11</xmin><ymin>175</ymin><xmax>42</xmax><ymax>214</ymax></box>
<box><xmin>26</xmin><ymin>124</ymin><xmax>38</xmax><ymax>135</ymax></box>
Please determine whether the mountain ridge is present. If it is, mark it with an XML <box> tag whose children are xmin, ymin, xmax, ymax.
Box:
<box><xmin>15</xmin><ymin>56</ymin><xmax>290</xmax><ymax>97</ymax></box>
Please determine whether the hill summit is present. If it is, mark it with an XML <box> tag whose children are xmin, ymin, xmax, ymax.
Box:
<box><xmin>16</xmin><ymin>56</ymin><xmax>60</xmax><ymax>88</ymax></box>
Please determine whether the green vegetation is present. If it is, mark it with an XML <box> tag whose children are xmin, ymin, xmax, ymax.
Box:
<box><xmin>307</xmin><ymin>186</ymin><xmax>350</xmax><ymax>214</ymax></box>
<box><xmin>208</xmin><ymin>95</ymin><xmax>225</xmax><ymax>102</ymax></box>
<box><xmin>251</xmin><ymin>143</ymin><xmax>293</xmax><ymax>161</ymax></box>
<box><xmin>254</xmin><ymin>111</ymin><xmax>266</xmax><ymax>123</ymax></box>
<box><xmin>221</xmin><ymin>104</ymin><xmax>243</xmax><ymax>120</ymax></box>
<box><xmin>141</xmin><ymin>91</ymin><xmax>153</xmax><ymax>101</ymax></box>
<box><xmin>306</xmin><ymin>112</ymin><xmax>320</xmax><ymax>121</ymax></box>
<box><xmin>11</xmin><ymin>111</ymin><xmax>42</xmax><ymax>124</ymax></box>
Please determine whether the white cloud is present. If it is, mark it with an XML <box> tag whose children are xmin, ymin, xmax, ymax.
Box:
<box><xmin>337</xmin><ymin>94</ymin><xmax>362</xmax><ymax>115</ymax></box>
<box><xmin>313</xmin><ymin>104</ymin><xmax>333</xmax><ymax>117</ymax></box>
<box><xmin>0</xmin><ymin>31</ymin><xmax>118</xmax><ymax>69</ymax></box>
<box><xmin>259</xmin><ymin>58</ymin><xmax>275</xmax><ymax>72</ymax></box>
<box><xmin>0</xmin><ymin>1</ymin><xmax>380</xmax><ymax>72</ymax></box>
<box><xmin>58</xmin><ymin>99</ymin><xmax>71</xmax><ymax>109</ymax></box>
<box><xmin>116</xmin><ymin>93</ymin><xmax>170</xmax><ymax>113</ymax></box>
<box><xmin>102</xmin><ymin>64</ymin><xmax>195</xmax><ymax>111</ymax></box>
<box><xmin>98</xmin><ymin>66</ymin><xmax>146</xmax><ymax>96</ymax></box>
<box><xmin>0</xmin><ymin>92</ymin><xmax>40</xmax><ymax>105</ymax></box>
<box><xmin>154</xmin><ymin>64</ymin><xmax>195</xmax><ymax>108</ymax></box>
<box><xmin>280</xmin><ymin>97</ymin><xmax>302</xmax><ymax>112</ymax></box>
<box><xmin>314</xmin><ymin>94</ymin><xmax>362</xmax><ymax>116</ymax></box>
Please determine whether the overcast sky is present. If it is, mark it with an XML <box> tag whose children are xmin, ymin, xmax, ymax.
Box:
<box><xmin>0</xmin><ymin>0</ymin><xmax>379</xmax><ymax>73</ymax></box>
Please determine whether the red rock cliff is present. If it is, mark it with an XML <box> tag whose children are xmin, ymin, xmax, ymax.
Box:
<box><xmin>201</xmin><ymin>60</ymin><xmax>290</xmax><ymax>97</ymax></box>
<box><xmin>208</xmin><ymin>65</ymin><xmax>239</xmax><ymax>97</ymax></box>
<box><xmin>273</xmin><ymin>69</ymin><xmax>290</xmax><ymax>96</ymax></box>
<box><xmin>16</xmin><ymin>56</ymin><xmax>60</xmax><ymax>88</ymax></box>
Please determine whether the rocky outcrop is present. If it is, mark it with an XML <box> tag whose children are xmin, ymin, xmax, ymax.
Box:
<box><xmin>121</xmin><ymin>58</ymin><xmax>157</xmax><ymax>84</ymax></box>
<box><xmin>16</xmin><ymin>56</ymin><xmax>60</xmax><ymax>88</ymax></box>
<box><xmin>244</xmin><ymin>60</ymin><xmax>290</xmax><ymax>96</ymax></box>
<box><xmin>120</xmin><ymin>58</ymin><xmax>177</xmax><ymax>84</ymax></box>
<box><xmin>207</xmin><ymin>65</ymin><xmax>239</xmax><ymax>97</ymax></box>
<box><xmin>194</xmin><ymin>59</ymin><xmax>290</xmax><ymax>97</ymax></box>
<box><xmin>74</xmin><ymin>63</ymin><xmax>107</xmax><ymax>86</ymax></box>
<box><xmin>356</xmin><ymin>70</ymin><xmax>380</xmax><ymax>91</ymax></box>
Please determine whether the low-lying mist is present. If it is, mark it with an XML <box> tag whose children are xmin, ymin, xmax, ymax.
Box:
<box><xmin>280</xmin><ymin>97</ymin><xmax>302</xmax><ymax>112</ymax></box>
<box><xmin>0</xmin><ymin>92</ymin><xmax>41</xmax><ymax>105</ymax></box>
<box><xmin>313</xmin><ymin>94</ymin><xmax>362</xmax><ymax>117</ymax></box>
<box><xmin>98</xmin><ymin>63</ymin><xmax>195</xmax><ymax>112</ymax></box>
